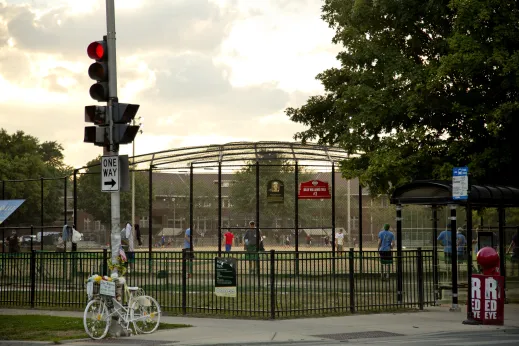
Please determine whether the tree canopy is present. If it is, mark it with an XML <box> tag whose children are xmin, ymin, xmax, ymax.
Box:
<box><xmin>0</xmin><ymin>129</ymin><xmax>71</xmax><ymax>226</ymax></box>
<box><xmin>287</xmin><ymin>0</ymin><xmax>519</xmax><ymax>195</ymax></box>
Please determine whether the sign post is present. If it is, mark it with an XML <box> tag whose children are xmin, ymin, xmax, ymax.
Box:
<box><xmin>101</xmin><ymin>155</ymin><xmax>120</xmax><ymax>192</ymax></box>
<box><xmin>452</xmin><ymin>167</ymin><xmax>469</xmax><ymax>200</ymax></box>
<box><xmin>215</xmin><ymin>257</ymin><xmax>237</xmax><ymax>298</ymax></box>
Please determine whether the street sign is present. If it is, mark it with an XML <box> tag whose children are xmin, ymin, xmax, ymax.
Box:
<box><xmin>214</xmin><ymin>257</ymin><xmax>237</xmax><ymax>298</ymax></box>
<box><xmin>452</xmin><ymin>166</ymin><xmax>469</xmax><ymax>200</ymax></box>
<box><xmin>101</xmin><ymin>155</ymin><xmax>119</xmax><ymax>192</ymax></box>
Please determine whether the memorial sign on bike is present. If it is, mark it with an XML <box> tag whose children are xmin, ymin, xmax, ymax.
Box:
<box><xmin>215</xmin><ymin>257</ymin><xmax>237</xmax><ymax>298</ymax></box>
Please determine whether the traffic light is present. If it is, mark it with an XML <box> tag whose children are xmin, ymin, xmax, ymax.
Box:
<box><xmin>87</xmin><ymin>39</ymin><xmax>109</xmax><ymax>102</ymax></box>
<box><xmin>112</xmin><ymin>103</ymin><xmax>140</xmax><ymax>144</ymax></box>
<box><xmin>84</xmin><ymin>105</ymin><xmax>107</xmax><ymax>125</ymax></box>
<box><xmin>84</xmin><ymin>126</ymin><xmax>109</xmax><ymax>147</ymax></box>
<box><xmin>84</xmin><ymin>103</ymin><xmax>140</xmax><ymax>146</ymax></box>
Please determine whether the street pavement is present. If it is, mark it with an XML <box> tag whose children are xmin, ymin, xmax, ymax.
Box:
<box><xmin>0</xmin><ymin>305</ymin><xmax>518</xmax><ymax>345</ymax></box>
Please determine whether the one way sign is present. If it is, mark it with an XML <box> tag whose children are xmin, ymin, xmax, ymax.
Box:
<box><xmin>101</xmin><ymin>155</ymin><xmax>119</xmax><ymax>192</ymax></box>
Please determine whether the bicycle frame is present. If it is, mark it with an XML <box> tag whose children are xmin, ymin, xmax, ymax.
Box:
<box><xmin>98</xmin><ymin>293</ymin><xmax>153</xmax><ymax>330</ymax></box>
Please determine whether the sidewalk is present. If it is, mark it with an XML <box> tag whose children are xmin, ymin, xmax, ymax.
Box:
<box><xmin>1</xmin><ymin>305</ymin><xmax>518</xmax><ymax>345</ymax></box>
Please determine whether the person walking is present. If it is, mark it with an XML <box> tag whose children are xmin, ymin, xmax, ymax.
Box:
<box><xmin>244</xmin><ymin>221</ymin><xmax>259</xmax><ymax>274</ymax></box>
<box><xmin>378</xmin><ymin>224</ymin><xmax>395</xmax><ymax>280</ymax></box>
<box><xmin>224</xmin><ymin>229</ymin><xmax>234</xmax><ymax>252</ymax></box>
<box><xmin>437</xmin><ymin>224</ymin><xmax>453</xmax><ymax>264</ymax></box>
<box><xmin>456</xmin><ymin>227</ymin><xmax>467</xmax><ymax>262</ymax></box>
<box><xmin>7</xmin><ymin>231</ymin><xmax>20</xmax><ymax>253</ymax></box>
<box><xmin>183</xmin><ymin>227</ymin><xmax>194</xmax><ymax>278</ymax></box>
<box><xmin>335</xmin><ymin>229</ymin><xmax>345</xmax><ymax>255</ymax></box>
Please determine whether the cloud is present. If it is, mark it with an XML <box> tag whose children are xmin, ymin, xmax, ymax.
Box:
<box><xmin>0</xmin><ymin>0</ymin><xmax>339</xmax><ymax>169</ymax></box>
<box><xmin>4</xmin><ymin>0</ymin><xmax>234</xmax><ymax>57</ymax></box>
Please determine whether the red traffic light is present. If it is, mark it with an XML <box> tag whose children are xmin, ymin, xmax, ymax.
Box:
<box><xmin>87</xmin><ymin>41</ymin><xmax>106</xmax><ymax>60</ymax></box>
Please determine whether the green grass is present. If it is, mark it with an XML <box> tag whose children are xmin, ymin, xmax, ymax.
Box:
<box><xmin>0</xmin><ymin>315</ymin><xmax>190</xmax><ymax>342</ymax></box>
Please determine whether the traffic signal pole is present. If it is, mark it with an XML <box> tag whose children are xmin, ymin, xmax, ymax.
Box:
<box><xmin>105</xmin><ymin>0</ymin><xmax>121</xmax><ymax>267</ymax></box>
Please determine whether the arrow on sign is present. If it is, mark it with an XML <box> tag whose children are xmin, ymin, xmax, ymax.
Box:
<box><xmin>104</xmin><ymin>179</ymin><xmax>116</xmax><ymax>188</ymax></box>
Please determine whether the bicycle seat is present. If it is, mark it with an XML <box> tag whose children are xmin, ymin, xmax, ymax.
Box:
<box><xmin>127</xmin><ymin>286</ymin><xmax>139</xmax><ymax>291</ymax></box>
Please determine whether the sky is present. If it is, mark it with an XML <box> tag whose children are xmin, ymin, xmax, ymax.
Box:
<box><xmin>0</xmin><ymin>0</ymin><xmax>340</xmax><ymax>168</ymax></box>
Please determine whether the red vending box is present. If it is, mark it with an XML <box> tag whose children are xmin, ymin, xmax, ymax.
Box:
<box><xmin>470</xmin><ymin>274</ymin><xmax>504</xmax><ymax>325</ymax></box>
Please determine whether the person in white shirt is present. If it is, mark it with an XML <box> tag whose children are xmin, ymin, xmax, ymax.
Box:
<box><xmin>335</xmin><ymin>229</ymin><xmax>345</xmax><ymax>255</ymax></box>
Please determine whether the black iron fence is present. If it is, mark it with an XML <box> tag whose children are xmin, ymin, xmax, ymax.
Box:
<box><xmin>0</xmin><ymin>249</ymin><xmax>433</xmax><ymax>318</ymax></box>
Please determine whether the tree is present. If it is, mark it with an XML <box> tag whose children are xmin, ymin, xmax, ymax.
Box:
<box><xmin>77</xmin><ymin>157</ymin><xmax>149</xmax><ymax>226</ymax></box>
<box><xmin>0</xmin><ymin>129</ymin><xmax>71</xmax><ymax>226</ymax></box>
<box><xmin>286</xmin><ymin>0</ymin><xmax>519</xmax><ymax>195</ymax></box>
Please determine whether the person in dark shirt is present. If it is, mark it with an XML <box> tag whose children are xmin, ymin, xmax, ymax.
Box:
<box><xmin>7</xmin><ymin>231</ymin><xmax>20</xmax><ymax>253</ymax></box>
<box><xmin>244</xmin><ymin>221</ymin><xmax>259</xmax><ymax>274</ymax></box>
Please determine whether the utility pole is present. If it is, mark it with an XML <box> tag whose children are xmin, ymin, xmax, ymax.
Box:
<box><xmin>105</xmin><ymin>0</ymin><xmax>120</xmax><ymax>266</ymax></box>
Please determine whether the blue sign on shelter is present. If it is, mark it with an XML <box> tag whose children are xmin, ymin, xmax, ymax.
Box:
<box><xmin>0</xmin><ymin>199</ymin><xmax>25</xmax><ymax>224</ymax></box>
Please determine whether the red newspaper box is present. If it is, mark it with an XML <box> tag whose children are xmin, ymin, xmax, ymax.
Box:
<box><xmin>470</xmin><ymin>247</ymin><xmax>504</xmax><ymax>325</ymax></box>
<box><xmin>471</xmin><ymin>275</ymin><xmax>504</xmax><ymax>325</ymax></box>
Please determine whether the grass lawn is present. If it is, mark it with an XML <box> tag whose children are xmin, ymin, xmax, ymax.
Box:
<box><xmin>0</xmin><ymin>315</ymin><xmax>190</xmax><ymax>342</ymax></box>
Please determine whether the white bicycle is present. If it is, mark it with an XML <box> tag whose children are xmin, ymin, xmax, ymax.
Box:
<box><xmin>83</xmin><ymin>281</ymin><xmax>161</xmax><ymax>340</ymax></box>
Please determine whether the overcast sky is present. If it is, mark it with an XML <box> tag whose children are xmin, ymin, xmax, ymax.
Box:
<box><xmin>0</xmin><ymin>0</ymin><xmax>340</xmax><ymax>168</ymax></box>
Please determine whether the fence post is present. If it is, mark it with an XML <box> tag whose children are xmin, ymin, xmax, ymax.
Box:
<box><xmin>40</xmin><ymin>177</ymin><xmax>44</xmax><ymax>252</ymax></box>
<box><xmin>30</xmin><ymin>250</ymin><xmax>36</xmax><ymax>308</ymax></box>
<box><xmin>417</xmin><ymin>248</ymin><xmax>424</xmax><ymax>310</ymax></box>
<box><xmin>182</xmin><ymin>249</ymin><xmax>187</xmax><ymax>315</ymax></box>
<box><xmin>270</xmin><ymin>249</ymin><xmax>276</xmax><ymax>320</ymax></box>
<box><xmin>102</xmin><ymin>248</ymin><xmax>108</xmax><ymax>276</ymax></box>
<box><xmin>349</xmin><ymin>248</ymin><xmax>355</xmax><ymax>313</ymax></box>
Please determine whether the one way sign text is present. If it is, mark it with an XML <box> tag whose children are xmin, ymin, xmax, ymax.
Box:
<box><xmin>101</xmin><ymin>155</ymin><xmax>120</xmax><ymax>192</ymax></box>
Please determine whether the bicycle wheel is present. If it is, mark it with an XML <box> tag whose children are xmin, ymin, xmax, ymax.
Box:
<box><xmin>84</xmin><ymin>298</ymin><xmax>111</xmax><ymax>339</ymax></box>
<box><xmin>130</xmin><ymin>295</ymin><xmax>161</xmax><ymax>334</ymax></box>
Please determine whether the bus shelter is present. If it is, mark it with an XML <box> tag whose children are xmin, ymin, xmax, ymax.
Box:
<box><xmin>390</xmin><ymin>180</ymin><xmax>519</xmax><ymax>318</ymax></box>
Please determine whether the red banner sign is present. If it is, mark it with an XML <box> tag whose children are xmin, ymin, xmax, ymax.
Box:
<box><xmin>298</xmin><ymin>180</ymin><xmax>331</xmax><ymax>199</ymax></box>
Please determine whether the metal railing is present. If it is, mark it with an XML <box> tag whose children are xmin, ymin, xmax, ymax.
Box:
<box><xmin>0</xmin><ymin>249</ymin><xmax>433</xmax><ymax>318</ymax></box>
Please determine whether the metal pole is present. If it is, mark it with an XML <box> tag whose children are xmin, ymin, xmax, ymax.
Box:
<box><xmin>73</xmin><ymin>170</ymin><xmax>78</xmax><ymax>231</ymax></box>
<box><xmin>358</xmin><ymin>182</ymin><xmax>363</xmax><ymax>251</ymax></box>
<box><xmin>464</xmin><ymin>201</ymin><xmax>476</xmax><ymax>323</ymax></box>
<box><xmin>347</xmin><ymin>179</ymin><xmax>351</xmax><ymax>244</ymax></box>
<box><xmin>218</xmin><ymin>162</ymin><xmax>222</xmax><ymax>255</ymax></box>
<box><xmin>432</xmin><ymin>205</ymin><xmax>439</xmax><ymax>302</ymax></box>
<box><xmin>40</xmin><ymin>177</ymin><xmax>44</xmax><ymax>251</ymax></box>
<box><xmin>294</xmin><ymin>162</ymin><xmax>299</xmax><ymax>253</ymax></box>
<box><xmin>449</xmin><ymin>204</ymin><xmax>459</xmax><ymax>311</ymax></box>
<box><xmin>105</xmin><ymin>0</ymin><xmax>121</xmax><ymax>267</ymax></box>
<box><xmin>148</xmin><ymin>166</ymin><xmax>153</xmax><ymax>255</ymax></box>
<box><xmin>295</xmin><ymin>161</ymin><xmax>299</xmax><ymax>275</ymax></box>
<box><xmin>131</xmin><ymin>131</ymin><xmax>136</xmax><ymax>228</ymax></box>
<box><xmin>396</xmin><ymin>204</ymin><xmax>403</xmax><ymax>304</ymax></box>
<box><xmin>1</xmin><ymin>181</ymin><xmax>4</xmax><ymax>253</ymax></box>
<box><xmin>255</xmin><ymin>162</ymin><xmax>260</xmax><ymax>250</ymax></box>
<box><xmin>331</xmin><ymin>163</ymin><xmax>336</xmax><ymax>255</ymax></box>
<box><xmin>498</xmin><ymin>207</ymin><xmax>506</xmax><ymax>291</ymax></box>
<box><xmin>64</xmin><ymin>177</ymin><xmax>67</xmax><ymax>225</ymax></box>
<box><xmin>189</xmin><ymin>163</ymin><xmax>194</xmax><ymax>251</ymax></box>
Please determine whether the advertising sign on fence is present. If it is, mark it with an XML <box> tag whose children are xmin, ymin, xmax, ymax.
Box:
<box><xmin>471</xmin><ymin>274</ymin><xmax>504</xmax><ymax>325</ymax></box>
<box><xmin>298</xmin><ymin>180</ymin><xmax>331</xmax><ymax>199</ymax></box>
<box><xmin>215</xmin><ymin>257</ymin><xmax>237</xmax><ymax>298</ymax></box>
